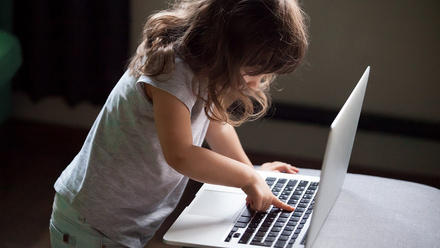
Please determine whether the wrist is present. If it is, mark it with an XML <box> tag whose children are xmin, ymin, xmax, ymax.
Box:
<box><xmin>241</xmin><ymin>169</ymin><xmax>259</xmax><ymax>191</ymax></box>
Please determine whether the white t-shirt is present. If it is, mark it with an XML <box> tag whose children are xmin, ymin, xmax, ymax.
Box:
<box><xmin>54</xmin><ymin>58</ymin><xmax>210</xmax><ymax>247</ymax></box>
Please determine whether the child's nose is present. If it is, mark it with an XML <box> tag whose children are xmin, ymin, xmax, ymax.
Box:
<box><xmin>244</xmin><ymin>75</ymin><xmax>262</xmax><ymax>89</ymax></box>
<box><xmin>247</xmin><ymin>80</ymin><xmax>259</xmax><ymax>89</ymax></box>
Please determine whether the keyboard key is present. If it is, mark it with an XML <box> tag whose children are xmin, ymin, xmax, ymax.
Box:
<box><xmin>298</xmin><ymin>180</ymin><xmax>309</xmax><ymax>186</ymax></box>
<box><xmin>277</xmin><ymin>217</ymin><xmax>288</xmax><ymax>223</ymax></box>
<box><xmin>271</xmin><ymin>207</ymin><xmax>281</xmax><ymax>213</ymax></box>
<box><xmin>278</xmin><ymin>235</ymin><xmax>289</xmax><ymax>241</ymax></box>
<box><xmin>292</xmin><ymin>212</ymin><xmax>303</xmax><ymax>217</ymax></box>
<box><xmin>265</xmin><ymin>236</ymin><xmax>276</xmax><ymax>242</ymax></box>
<box><xmin>224</xmin><ymin>231</ymin><xmax>234</xmax><ymax>242</ymax></box>
<box><xmin>266</xmin><ymin>179</ymin><xmax>276</xmax><ymax>187</ymax></box>
<box><xmin>292</xmin><ymin>190</ymin><xmax>303</xmax><ymax>195</ymax></box>
<box><xmin>279</xmin><ymin>195</ymin><xmax>289</xmax><ymax>201</ymax></box>
<box><xmin>287</xmin><ymin>199</ymin><xmax>298</xmax><ymax>205</ymax></box>
<box><xmin>273</xmin><ymin>222</ymin><xmax>284</xmax><ymax>227</ymax></box>
<box><xmin>290</xmin><ymin>195</ymin><xmax>300</xmax><ymax>200</ymax></box>
<box><xmin>242</xmin><ymin>207</ymin><xmax>255</xmax><ymax>217</ymax></box>
<box><xmin>275</xmin><ymin>182</ymin><xmax>286</xmax><ymax>188</ymax></box>
<box><xmin>266</xmin><ymin>177</ymin><xmax>277</xmax><ymax>183</ymax></box>
<box><xmin>262</xmin><ymin>221</ymin><xmax>273</xmax><ymax>228</ymax></box>
<box><xmin>274</xmin><ymin>240</ymin><xmax>286</xmax><ymax>248</ymax></box>
<box><xmin>287</xmin><ymin>180</ymin><xmax>298</xmax><ymax>186</ymax></box>
<box><xmin>234</xmin><ymin>222</ymin><xmax>247</xmax><ymax>228</ymax></box>
<box><xmin>288</xmin><ymin>236</ymin><xmax>297</xmax><ymax>246</ymax></box>
<box><xmin>283</xmin><ymin>225</ymin><xmax>295</xmax><ymax>231</ymax></box>
<box><xmin>303</xmin><ymin>194</ymin><xmax>313</xmax><ymax>199</ymax></box>
<box><xmin>295</xmin><ymin>207</ymin><xmax>306</xmax><ymax>212</ymax></box>
<box><xmin>238</xmin><ymin>216</ymin><xmax>251</xmax><ymax>223</ymax></box>
<box><xmin>265</xmin><ymin>215</ymin><xmax>276</xmax><ymax>223</ymax></box>
<box><xmin>284</xmin><ymin>186</ymin><xmax>294</xmax><ymax>191</ymax></box>
<box><xmin>297</xmin><ymin>203</ymin><xmax>308</xmax><ymax>208</ymax></box>
<box><xmin>287</xmin><ymin>220</ymin><xmax>298</xmax><ymax>226</ymax></box>
<box><xmin>290</xmin><ymin>215</ymin><xmax>300</xmax><ymax>221</ymax></box>
<box><xmin>250</xmin><ymin>241</ymin><xmax>273</xmax><ymax>247</ymax></box>
<box><xmin>280</xmin><ymin>211</ymin><xmax>291</xmax><ymax>217</ymax></box>
<box><xmin>239</xmin><ymin>233</ymin><xmax>252</xmax><ymax>244</ymax></box>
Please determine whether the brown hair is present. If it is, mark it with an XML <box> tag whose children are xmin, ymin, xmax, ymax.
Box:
<box><xmin>129</xmin><ymin>0</ymin><xmax>309</xmax><ymax>126</ymax></box>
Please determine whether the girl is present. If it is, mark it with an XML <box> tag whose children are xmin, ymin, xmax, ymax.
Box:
<box><xmin>50</xmin><ymin>0</ymin><xmax>309</xmax><ymax>247</ymax></box>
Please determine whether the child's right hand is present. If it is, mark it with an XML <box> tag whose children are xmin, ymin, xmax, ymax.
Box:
<box><xmin>241</xmin><ymin>172</ymin><xmax>295</xmax><ymax>212</ymax></box>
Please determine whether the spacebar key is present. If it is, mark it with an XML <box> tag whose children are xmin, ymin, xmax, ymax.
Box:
<box><xmin>250</xmin><ymin>241</ymin><xmax>273</xmax><ymax>247</ymax></box>
<box><xmin>238</xmin><ymin>233</ymin><xmax>252</xmax><ymax>244</ymax></box>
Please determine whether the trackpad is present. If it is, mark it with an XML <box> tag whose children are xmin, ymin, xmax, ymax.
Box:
<box><xmin>187</xmin><ymin>190</ymin><xmax>246</xmax><ymax>220</ymax></box>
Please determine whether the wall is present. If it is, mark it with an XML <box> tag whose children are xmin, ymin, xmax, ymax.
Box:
<box><xmin>284</xmin><ymin>0</ymin><xmax>440</xmax><ymax>122</ymax></box>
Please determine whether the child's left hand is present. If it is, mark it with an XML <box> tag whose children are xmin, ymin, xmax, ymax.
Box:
<box><xmin>259</xmin><ymin>161</ymin><xmax>299</xmax><ymax>174</ymax></box>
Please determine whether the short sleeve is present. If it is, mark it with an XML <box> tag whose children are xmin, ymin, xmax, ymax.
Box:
<box><xmin>136</xmin><ymin>59</ymin><xmax>197</xmax><ymax>113</ymax></box>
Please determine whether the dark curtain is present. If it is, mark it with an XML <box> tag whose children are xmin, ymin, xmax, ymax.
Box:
<box><xmin>12</xmin><ymin>0</ymin><xmax>130</xmax><ymax>105</ymax></box>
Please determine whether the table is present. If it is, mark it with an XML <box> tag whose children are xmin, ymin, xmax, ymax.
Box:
<box><xmin>297</xmin><ymin>169</ymin><xmax>440</xmax><ymax>248</ymax></box>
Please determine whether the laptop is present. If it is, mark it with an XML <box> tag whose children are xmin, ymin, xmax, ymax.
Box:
<box><xmin>163</xmin><ymin>67</ymin><xmax>370</xmax><ymax>248</ymax></box>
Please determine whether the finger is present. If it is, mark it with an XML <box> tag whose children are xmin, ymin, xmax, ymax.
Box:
<box><xmin>273</xmin><ymin>164</ymin><xmax>298</xmax><ymax>174</ymax></box>
<box><xmin>262</xmin><ymin>162</ymin><xmax>299</xmax><ymax>174</ymax></box>
<box><xmin>246</xmin><ymin>196</ymin><xmax>251</xmax><ymax>205</ymax></box>
<box><xmin>280</xmin><ymin>164</ymin><xmax>299</xmax><ymax>174</ymax></box>
<box><xmin>262</xmin><ymin>163</ymin><xmax>284</xmax><ymax>172</ymax></box>
<box><xmin>249</xmin><ymin>197</ymin><xmax>273</xmax><ymax>212</ymax></box>
<box><xmin>249</xmin><ymin>198</ymin><xmax>263</xmax><ymax>212</ymax></box>
<box><xmin>272</xmin><ymin>196</ymin><xmax>295</xmax><ymax>212</ymax></box>
<box><xmin>285</xmin><ymin>165</ymin><xmax>299</xmax><ymax>174</ymax></box>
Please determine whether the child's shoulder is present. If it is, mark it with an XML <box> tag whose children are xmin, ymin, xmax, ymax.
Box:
<box><xmin>153</xmin><ymin>56</ymin><xmax>194</xmax><ymax>83</ymax></box>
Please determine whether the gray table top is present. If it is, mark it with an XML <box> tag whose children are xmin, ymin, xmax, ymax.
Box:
<box><xmin>298</xmin><ymin>169</ymin><xmax>440</xmax><ymax>248</ymax></box>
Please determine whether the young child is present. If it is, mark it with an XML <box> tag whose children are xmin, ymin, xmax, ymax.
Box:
<box><xmin>50</xmin><ymin>0</ymin><xmax>309</xmax><ymax>247</ymax></box>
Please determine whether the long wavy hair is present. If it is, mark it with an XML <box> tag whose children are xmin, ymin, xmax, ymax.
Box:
<box><xmin>129</xmin><ymin>0</ymin><xmax>309</xmax><ymax>126</ymax></box>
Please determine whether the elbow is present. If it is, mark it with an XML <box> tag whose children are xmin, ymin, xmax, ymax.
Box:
<box><xmin>162</xmin><ymin>147</ymin><xmax>192</xmax><ymax>174</ymax></box>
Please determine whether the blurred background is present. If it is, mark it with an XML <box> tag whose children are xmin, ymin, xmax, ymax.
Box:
<box><xmin>1</xmin><ymin>0</ymin><xmax>439</xmax><ymax>247</ymax></box>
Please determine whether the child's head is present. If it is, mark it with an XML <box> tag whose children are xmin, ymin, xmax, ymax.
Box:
<box><xmin>129</xmin><ymin>0</ymin><xmax>309</xmax><ymax>126</ymax></box>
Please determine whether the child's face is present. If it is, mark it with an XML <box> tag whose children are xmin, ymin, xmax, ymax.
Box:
<box><xmin>241</xmin><ymin>68</ymin><xmax>267</xmax><ymax>90</ymax></box>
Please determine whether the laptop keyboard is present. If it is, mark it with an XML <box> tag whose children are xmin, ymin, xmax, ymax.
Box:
<box><xmin>224</xmin><ymin>178</ymin><xmax>319</xmax><ymax>247</ymax></box>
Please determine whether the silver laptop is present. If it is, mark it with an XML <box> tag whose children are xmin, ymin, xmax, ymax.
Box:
<box><xmin>164</xmin><ymin>67</ymin><xmax>370</xmax><ymax>248</ymax></box>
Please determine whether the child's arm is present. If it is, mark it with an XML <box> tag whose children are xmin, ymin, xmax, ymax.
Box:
<box><xmin>147</xmin><ymin>84</ymin><xmax>294</xmax><ymax>212</ymax></box>
<box><xmin>205</xmin><ymin>121</ymin><xmax>253</xmax><ymax>167</ymax></box>
<box><xmin>205</xmin><ymin>121</ymin><xmax>300</xmax><ymax>174</ymax></box>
